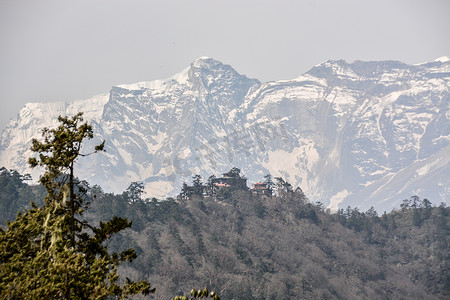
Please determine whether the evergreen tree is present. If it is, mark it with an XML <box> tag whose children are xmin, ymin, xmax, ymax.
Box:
<box><xmin>125</xmin><ymin>181</ymin><xmax>145</xmax><ymax>203</ymax></box>
<box><xmin>192</xmin><ymin>174</ymin><xmax>204</xmax><ymax>197</ymax></box>
<box><xmin>206</xmin><ymin>175</ymin><xmax>217</xmax><ymax>195</ymax></box>
<box><xmin>263</xmin><ymin>174</ymin><xmax>274</xmax><ymax>191</ymax></box>
<box><xmin>0</xmin><ymin>113</ymin><xmax>154</xmax><ymax>299</ymax></box>
<box><xmin>274</xmin><ymin>177</ymin><xmax>293</xmax><ymax>194</ymax></box>
<box><xmin>366</xmin><ymin>206</ymin><xmax>378</xmax><ymax>218</ymax></box>
<box><xmin>400</xmin><ymin>198</ymin><xmax>411</xmax><ymax>212</ymax></box>
<box><xmin>180</xmin><ymin>182</ymin><xmax>193</xmax><ymax>199</ymax></box>
<box><xmin>224</xmin><ymin>167</ymin><xmax>241</xmax><ymax>178</ymax></box>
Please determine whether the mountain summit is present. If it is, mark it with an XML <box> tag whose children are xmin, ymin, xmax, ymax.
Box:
<box><xmin>1</xmin><ymin>57</ymin><xmax>449</xmax><ymax>211</ymax></box>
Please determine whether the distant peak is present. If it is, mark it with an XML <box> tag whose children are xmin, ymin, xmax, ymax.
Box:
<box><xmin>191</xmin><ymin>56</ymin><xmax>222</xmax><ymax>68</ymax></box>
<box><xmin>116</xmin><ymin>57</ymin><xmax>256</xmax><ymax>92</ymax></box>
<box><xmin>434</xmin><ymin>56</ymin><xmax>450</xmax><ymax>63</ymax></box>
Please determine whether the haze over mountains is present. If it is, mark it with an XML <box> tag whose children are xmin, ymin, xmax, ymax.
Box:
<box><xmin>1</xmin><ymin>57</ymin><xmax>449</xmax><ymax>212</ymax></box>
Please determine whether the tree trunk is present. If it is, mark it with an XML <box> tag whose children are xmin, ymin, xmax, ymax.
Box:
<box><xmin>69</xmin><ymin>163</ymin><xmax>75</xmax><ymax>245</ymax></box>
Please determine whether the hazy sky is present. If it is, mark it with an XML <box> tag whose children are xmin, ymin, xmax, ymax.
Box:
<box><xmin>1</xmin><ymin>0</ymin><xmax>449</xmax><ymax>130</ymax></box>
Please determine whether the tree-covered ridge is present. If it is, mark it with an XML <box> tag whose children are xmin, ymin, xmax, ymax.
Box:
<box><xmin>0</xmin><ymin>166</ymin><xmax>450</xmax><ymax>299</ymax></box>
<box><xmin>1</xmin><ymin>167</ymin><xmax>449</xmax><ymax>298</ymax></box>
<box><xmin>180</xmin><ymin>167</ymin><xmax>250</xmax><ymax>200</ymax></box>
<box><xmin>64</xmin><ymin>182</ymin><xmax>450</xmax><ymax>299</ymax></box>
<box><xmin>180</xmin><ymin>169</ymin><xmax>287</xmax><ymax>200</ymax></box>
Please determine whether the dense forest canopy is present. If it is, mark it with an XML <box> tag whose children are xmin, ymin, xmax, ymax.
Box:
<box><xmin>1</xmin><ymin>167</ymin><xmax>448</xmax><ymax>299</ymax></box>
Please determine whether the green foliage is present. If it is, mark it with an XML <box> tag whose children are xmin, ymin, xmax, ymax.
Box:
<box><xmin>336</xmin><ymin>197</ymin><xmax>450</xmax><ymax>294</ymax></box>
<box><xmin>3</xmin><ymin>168</ymin><xmax>449</xmax><ymax>298</ymax></box>
<box><xmin>274</xmin><ymin>176</ymin><xmax>293</xmax><ymax>194</ymax></box>
<box><xmin>0</xmin><ymin>168</ymin><xmax>45</xmax><ymax>226</ymax></box>
<box><xmin>124</xmin><ymin>181</ymin><xmax>145</xmax><ymax>203</ymax></box>
<box><xmin>263</xmin><ymin>174</ymin><xmax>273</xmax><ymax>190</ymax></box>
<box><xmin>206</xmin><ymin>175</ymin><xmax>217</xmax><ymax>193</ymax></box>
<box><xmin>223</xmin><ymin>167</ymin><xmax>241</xmax><ymax>178</ymax></box>
<box><xmin>192</xmin><ymin>175</ymin><xmax>204</xmax><ymax>197</ymax></box>
<box><xmin>180</xmin><ymin>182</ymin><xmax>194</xmax><ymax>199</ymax></box>
<box><xmin>0</xmin><ymin>113</ymin><xmax>154</xmax><ymax>299</ymax></box>
<box><xmin>83</xmin><ymin>186</ymin><xmax>448</xmax><ymax>299</ymax></box>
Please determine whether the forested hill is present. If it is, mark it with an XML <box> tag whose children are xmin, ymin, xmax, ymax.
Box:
<box><xmin>1</xmin><ymin>169</ymin><xmax>449</xmax><ymax>299</ymax></box>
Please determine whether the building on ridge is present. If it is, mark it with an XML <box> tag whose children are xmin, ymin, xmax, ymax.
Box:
<box><xmin>212</xmin><ymin>169</ymin><xmax>247</xmax><ymax>191</ymax></box>
<box><xmin>250</xmin><ymin>182</ymin><xmax>272</xmax><ymax>197</ymax></box>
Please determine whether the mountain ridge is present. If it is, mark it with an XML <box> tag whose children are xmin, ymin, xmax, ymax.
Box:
<box><xmin>1</xmin><ymin>57</ymin><xmax>449</xmax><ymax>211</ymax></box>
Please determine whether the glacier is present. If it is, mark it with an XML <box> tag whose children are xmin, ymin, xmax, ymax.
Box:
<box><xmin>1</xmin><ymin>57</ymin><xmax>449</xmax><ymax>212</ymax></box>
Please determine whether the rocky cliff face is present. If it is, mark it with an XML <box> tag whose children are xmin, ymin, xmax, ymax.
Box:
<box><xmin>1</xmin><ymin>57</ymin><xmax>449</xmax><ymax>211</ymax></box>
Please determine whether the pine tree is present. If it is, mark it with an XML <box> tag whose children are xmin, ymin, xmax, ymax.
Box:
<box><xmin>263</xmin><ymin>174</ymin><xmax>274</xmax><ymax>191</ymax></box>
<box><xmin>274</xmin><ymin>176</ymin><xmax>293</xmax><ymax>194</ymax></box>
<box><xmin>125</xmin><ymin>181</ymin><xmax>145</xmax><ymax>203</ymax></box>
<box><xmin>180</xmin><ymin>182</ymin><xmax>193</xmax><ymax>199</ymax></box>
<box><xmin>206</xmin><ymin>175</ymin><xmax>217</xmax><ymax>196</ymax></box>
<box><xmin>192</xmin><ymin>174</ymin><xmax>204</xmax><ymax>197</ymax></box>
<box><xmin>0</xmin><ymin>113</ymin><xmax>154</xmax><ymax>299</ymax></box>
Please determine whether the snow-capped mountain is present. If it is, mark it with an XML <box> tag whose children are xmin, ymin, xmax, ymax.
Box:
<box><xmin>1</xmin><ymin>57</ymin><xmax>449</xmax><ymax>212</ymax></box>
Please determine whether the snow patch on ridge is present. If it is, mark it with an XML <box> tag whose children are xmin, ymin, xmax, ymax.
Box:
<box><xmin>434</xmin><ymin>56</ymin><xmax>450</xmax><ymax>63</ymax></box>
<box><xmin>261</xmin><ymin>141</ymin><xmax>320</xmax><ymax>196</ymax></box>
<box><xmin>117</xmin><ymin>67</ymin><xmax>190</xmax><ymax>90</ymax></box>
<box><xmin>144</xmin><ymin>181</ymin><xmax>174</xmax><ymax>199</ymax></box>
<box><xmin>328</xmin><ymin>189</ymin><xmax>351</xmax><ymax>212</ymax></box>
<box><xmin>67</xmin><ymin>93</ymin><xmax>109</xmax><ymax>121</ymax></box>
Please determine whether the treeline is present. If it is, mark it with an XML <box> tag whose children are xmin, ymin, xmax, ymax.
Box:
<box><xmin>1</xmin><ymin>169</ymin><xmax>448</xmax><ymax>299</ymax></box>
<box><xmin>179</xmin><ymin>168</ymin><xmax>297</xmax><ymax>200</ymax></box>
